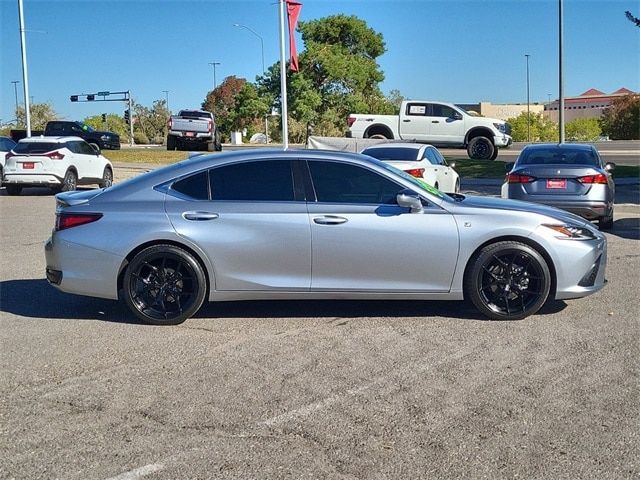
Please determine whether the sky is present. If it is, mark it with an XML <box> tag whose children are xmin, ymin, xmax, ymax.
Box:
<box><xmin>1</xmin><ymin>0</ymin><xmax>639</xmax><ymax>124</ymax></box>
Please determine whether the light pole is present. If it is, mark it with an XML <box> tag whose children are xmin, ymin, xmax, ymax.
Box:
<box><xmin>18</xmin><ymin>0</ymin><xmax>31</xmax><ymax>136</ymax></box>
<box><xmin>525</xmin><ymin>53</ymin><xmax>531</xmax><ymax>143</ymax></box>
<box><xmin>11</xmin><ymin>81</ymin><xmax>20</xmax><ymax>120</ymax></box>
<box><xmin>162</xmin><ymin>90</ymin><xmax>169</xmax><ymax>113</ymax></box>
<box><xmin>208</xmin><ymin>62</ymin><xmax>221</xmax><ymax>90</ymax></box>
<box><xmin>234</xmin><ymin>23</ymin><xmax>269</xmax><ymax>143</ymax></box>
<box><xmin>559</xmin><ymin>0</ymin><xmax>565</xmax><ymax>143</ymax></box>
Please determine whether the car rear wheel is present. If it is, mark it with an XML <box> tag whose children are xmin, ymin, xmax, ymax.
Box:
<box><xmin>99</xmin><ymin>167</ymin><xmax>113</xmax><ymax>188</ymax></box>
<box><xmin>61</xmin><ymin>170</ymin><xmax>77</xmax><ymax>192</ymax></box>
<box><xmin>455</xmin><ymin>179</ymin><xmax>460</xmax><ymax>193</ymax></box>
<box><xmin>599</xmin><ymin>215</ymin><xmax>614</xmax><ymax>230</ymax></box>
<box><xmin>123</xmin><ymin>245</ymin><xmax>207</xmax><ymax>325</ymax></box>
<box><xmin>464</xmin><ymin>241</ymin><xmax>551</xmax><ymax>320</ymax></box>
<box><xmin>6</xmin><ymin>184</ymin><xmax>22</xmax><ymax>196</ymax></box>
<box><xmin>467</xmin><ymin>136</ymin><xmax>495</xmax><ymax>160</ymax></box>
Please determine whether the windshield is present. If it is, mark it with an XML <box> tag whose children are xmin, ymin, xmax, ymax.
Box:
<box><xmin>362</xmin><ymin>147</ymin><xmax>420</xmax><ymax>161</ymax></box>
<box><xmin>79</xmin><ymin>123</ymin><xmax>95</xmax><ymax>132</ymax></box>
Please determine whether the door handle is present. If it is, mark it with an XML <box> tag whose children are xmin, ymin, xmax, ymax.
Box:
<box><xmin>402</xmin><ymin>119</ymin><xmax>411</xmax><ymax>122</ymax></box>
<box><xmin>431</xmin><ymin>120</ymin><xmax>440</xmax><ymax>123</ymax></box>
<box><xmin>183</xmin><ymin>211</ymin><xmax>219</xmax><ymax>221</ymax></box>
<box><xmin>313</xmin><ymin>215</ymin><xmax>348</xmax><ymax>225</ymax></box>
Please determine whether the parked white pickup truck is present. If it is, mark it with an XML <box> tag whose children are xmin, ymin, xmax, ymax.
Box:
<box><xmin>347</xmin><ymin>100</ymin><xmax>512</xmax><ymax>160</ymax></box>
<box><xmin>167</xmin><ymin>110</ymin><xmax>222</xmax><ymax>152</ymax></box>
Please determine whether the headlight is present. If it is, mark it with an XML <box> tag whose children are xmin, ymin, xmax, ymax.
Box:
<box><xmin>493</xmin><ymin>122</ymin><xmax>506</xmax><ymax>133</ymax></box>
<box><xmin>543</xmin><ymin>224</ymin><xmax>596</xmax><ymax>240</ymax></box>
<box><xmin>100</xmin><ymin>135</ymin><xmax>110</xmax><ymax>141</ymax></box>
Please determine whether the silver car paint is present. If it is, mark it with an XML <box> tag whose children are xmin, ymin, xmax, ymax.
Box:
<box><xmin>45</xmin><ymin>149</ymin><xmax>607</xmax><ymax>305</ymax></box>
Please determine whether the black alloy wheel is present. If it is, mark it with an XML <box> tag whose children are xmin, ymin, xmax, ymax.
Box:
<box><xmin>465</xmin><ymin>241</ymin><xmax>551</xmax><ymax>320</ymax></box>
<box><xmin>467</xmin><ymin>136</ymin><xmax>495</xmax><ymax>160</ymax></box>
<box><xmin>123</xmin><ymin>245</ymin><xmax>207</xmax><ymax>325</ymax></box>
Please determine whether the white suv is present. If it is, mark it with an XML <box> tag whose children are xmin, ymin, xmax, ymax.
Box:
<box><xmin>3</xmin><ymin>136</ymin><xmax>113</xmax><ymax>196</ymax></box>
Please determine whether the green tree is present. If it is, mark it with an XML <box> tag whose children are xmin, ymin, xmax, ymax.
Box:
<box><xmin>565</xmin><ymin>117</ymin><xmax>602</xmax><ymax>142</ymax></box>
<box><xmin>83</xmin><ymin>114</ymin><xmax>130</xmax><ymax>143</ymax></box>
<box><xmin>507</xmin><ymin>112</ymin><xmax>558</xmax><ymax>142</ymax></box>
<box><xmin>15</xmin><ymin>102</ymin><xmax>58</xmax><ymax>130</ymax></box>
<box><xmin>599</xmin><ymin>94</ymin><xmax>640</xmax><ymax>140</ymax></box>
<box><xmin>132</xmin><ymin>99</ymin><xmax>170</xmax><ymax>144</ymax></box>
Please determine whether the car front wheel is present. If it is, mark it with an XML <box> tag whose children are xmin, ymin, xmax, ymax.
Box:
<box><xmin>464</xmin><ymin>241</ymin><xmax>551</xmax><ymax>320</ymax></box>
<box><xmin>123</xmin><ymin>245</ymin><xmax>207</xmax><ymax>325</ymax></box>
<box><xmin>467</xmin><ymin>136</ymin><xmax>495</xmax><ymax>160</ymax></box>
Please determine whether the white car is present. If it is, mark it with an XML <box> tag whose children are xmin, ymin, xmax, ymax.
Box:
<box><xmin>3</xmin><ymin>136</ymin><xmax>113</xmax><ymax>196</ymax></box>
<box><xmin>361</xmin><ymin>143</ymin><xmax>460</xmax><ymax>193</ymax></box>
<box><xmin>0</xmin><ymin>136</ymin><xmax>18</xmax><ymax>186</ymax></box>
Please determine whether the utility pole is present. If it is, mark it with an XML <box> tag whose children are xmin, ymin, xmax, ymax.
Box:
<box><xmin>559</xmin><ymin>0</ymin><xmax>565</xmax><ymax>144</ymax></box>
<box><xmin>11</xmin><ymin>81</ymin><xmax>20</xmax><ymax>121</ymax></box>
<box><xmin>128</xmin><ymin>90</ymin><xmax>133</xmax><ymax>146</ymax></box>
<box><xmin>162</xmin><ymin>90</ymin><xmax>169</xmax><ymax>113</ymax></box>
<box><xmin>278</xmin><ymin>0</ymin><xmax>289</xmax><ymax>149</ymax></box>
<box><xmin>208</xmin><ymin>62</ymin><xmax>221</xmax><ymax>90</ymax></box>
<box><xmin>525</xmin><ymin>54</ymin><xmax>531</xmax><ymax>143</ymax></box>
<box><xmin>18</xmin><ymin>0</ymin><xmax>31</xmax><ymax>136</ymax></box>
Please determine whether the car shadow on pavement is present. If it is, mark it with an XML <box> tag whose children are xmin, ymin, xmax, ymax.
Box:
<box><xmin>0</xmin><ymin>279</ymin><xmax>568</xmax><ymax>324</ymax></box>
<box><xmin>607</xmin><ymin>218</ymin><xmax>640</xmax><ymax>240</ymax></box>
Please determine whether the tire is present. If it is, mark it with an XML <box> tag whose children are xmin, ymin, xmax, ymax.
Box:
<box><xmin>490</xmin><ymin>146</ymin><xmax>499</xmax><ymax>160</ymax></box>
<box><xmin>464</xmin><ymin>241</ymin><xmax>551</xmax><ymax>320</ymax></box>
<box><xmin>123</xmin><ymin>244</ymin><xmax>207</xmax><ymax>325</ymax></box>
<box><xmin>61</xmin><ymin>169</ymin><xmax>77</xmax><ymax>192</ymax></box>
<box><xmin>214</xmin><ymin>130</ymin><xmax>222</xmax><ymax>151</ymax></box>
<box><xmin>369</xmin><ymin>133</ymin><xmax>390</xmax><ymax>140</ymax></box>
<box><xmin>166</xmin><ymin>135</ymin><xmax>176</xmax><ymax>151</ymax></box>
<box><xmin>599</xmin><ymin>215</ymin><xmax>614</xmax><ymax>230</ymax></box>
<box><xmin>6</xmin><ymin>184</ymin><xmax>22</xmax><ymax>196</ymax></box>
<box><xmin>206</xmin><ymin>141</ymin><xmax>215</xmax><ymax>152</ymax></box>
<box><xmin>467</xmin><ymin>136</ymin><xmax>495</xmax><ymax>160</ymax></box>
<box><xmin>99</xmin><ymin>166</ymin><xmax>113</xmax><ymax>188</ymax></box>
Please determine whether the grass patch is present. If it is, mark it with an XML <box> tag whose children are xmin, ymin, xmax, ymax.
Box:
<box><xmin>102</xmin><ymin>149</ymin><xmax>188</xmax><ymax>165</ymax></box>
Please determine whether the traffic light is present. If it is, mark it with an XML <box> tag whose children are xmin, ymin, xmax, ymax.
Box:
<box><xmin>101</xmin><ymin>113</ymin><xmax>107</xmax><ymax>122</ymax></box>
<box><xmin>87</xmin><ymin>94</ymin><xmax>95</xmax><ymax>101</ymax></box>
<box><xmin>70</xmin><ymin>95</ymin><xmax>78</xmax><ymax>102</ymax></box>
<box><xmin>124</xmin><ymin>109</ymin><xmax>130</xmax><ymax>124</ymax></box>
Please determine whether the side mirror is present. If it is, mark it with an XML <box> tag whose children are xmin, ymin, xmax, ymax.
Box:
<box><xmin>605</xmin><ymin>162</ymin><xmax>616</xmax><ymax>172</ymax></box>
<box><xmin>396</xmin><ymin>190</ymin><xmax>423</xmax><ymax>213</ymax></box>
<box><xmin>449</xmin><ymin>161</ymin><xmax>456</xmax><ymax>169</ymax></box>
<box><xmin>91</xmin><ymin>144</ymin><xmax>101</xmax><ymax>155</ymax></box>
<box><xmin>505</xmin><ymin>162</ymin><xmax>515</xmax><ymax>172</ymax></box>
<box><xmin>452</xmin><ymin>112</ymin><xmax>463</xmax><ymax>121</ymax></box>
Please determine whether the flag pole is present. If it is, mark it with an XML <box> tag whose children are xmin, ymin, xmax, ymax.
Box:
<box><xmin>278</xmin><ymin>0</ymin><xmax>289</xmax><ymax>149</ymax></box>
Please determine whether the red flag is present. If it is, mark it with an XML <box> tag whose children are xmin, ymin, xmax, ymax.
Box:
<box><xmin>286</xmin><ymin>0</ymin><xmax>302</xmax><ymax>72</ymax></box>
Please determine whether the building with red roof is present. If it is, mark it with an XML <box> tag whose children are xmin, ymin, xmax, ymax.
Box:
<box><xmin>544</xmin><ymin>87</ymin><xmax>637</xmax><ymax>122</ymax></box>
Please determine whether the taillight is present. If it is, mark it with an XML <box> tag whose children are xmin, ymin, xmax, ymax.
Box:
<box><xmin>45</xmin><ymin>150</ymin><xmax>65</xmax><ymax>160</ymax></box>
<box><xmin>506</xmin><ymin>173</ymin><xmax>536</xmax><ymax>183</ymax></box>
<box><xmin>207</xmin><ymin>119</ymin><xmax>213</xmax><ymax>133</ymax></box>
<box><xmin>577</xmin><ymin>174</ymin><xmax>608</xmax><ymax>184</ymax></box>
<box><xmin>5</xmin><ymin>152</ymin><xmax>15</xmax><ymax>161</ymax></box>
<box><xmin>168</xmin><ymin>117</ymin><xmax>172</xmax><ymax>130</ymax></box>
<box><xmin>347</xmin><ymin>116</ymin><xmax>356</xmax><ymax>127</ymax></box>
<box><xmin>405</xmin><ymin>168</ymin><xmax>425</xmax><ymax>178</ymax></box>
<box><xmin>55</xmin><ymin>213</ymin><xmax>103</xmax><ymax>231</ymax></box>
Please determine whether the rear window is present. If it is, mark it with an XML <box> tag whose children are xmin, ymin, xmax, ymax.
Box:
<box><xmin>13</xmin><ymin>142</ymin><xmax>61</xmax><ymax>154</ymax></box>
<box><xmin>518</xmin><ymin>148</ymin><xmax>599</xmax><ymax>166</ymax></box>
<box><xmin>178</xmin><ymin>111</ymin><xmax>211</xmax><ymax>120</ymax></box>
<box><xmin>362</xmin><ymin>147</ymin><xmax>420</xmax><ymax>161</ymax></box>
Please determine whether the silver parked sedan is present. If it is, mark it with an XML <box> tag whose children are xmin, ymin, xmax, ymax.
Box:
<box><xmin>45</xmin><ymin>149</ymin><xmax>607</xmax><ymax>325</ymax></box>
<box><xmin>501</xmin><ymin>143</ymin><xmax>615</xmax><ymax>229</ymax></box>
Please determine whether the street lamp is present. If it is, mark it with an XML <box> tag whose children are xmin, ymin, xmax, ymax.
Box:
<box><xmin>162</xmin><ymin>90</ymin><xmax>169</xmax><ymax>113</ymax></box>
<box><xmin>234</xmin><ymin>23</ymin><xmax>269</xmax><ymax>143</ymax></box>
<box><xmin>208</xmin><ymin>62</ymin><xmax>221</xmax><ymax>90</ymax></box>
<box><xmin>525</xmin><ymin>53</ymin><xmax>531</xmax><ymax>143</ymax></box>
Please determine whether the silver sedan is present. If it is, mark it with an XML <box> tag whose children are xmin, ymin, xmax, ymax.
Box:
<box><xmin>45</xmin><ymin>149</ymin><xmax>607</xmax><ymax>325</ymax></box>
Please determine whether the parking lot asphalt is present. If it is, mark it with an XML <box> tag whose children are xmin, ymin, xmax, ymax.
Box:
<box><xmin>1</xmin><ymin>182</ymin><xmax>639</xmax><ymax>479</ymax></box>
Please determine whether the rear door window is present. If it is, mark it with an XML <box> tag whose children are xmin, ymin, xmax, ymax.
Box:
<box><xmin>209</xmin><ymin>160</ymin><xmax>294</xmax><ymax>201</ymax></box>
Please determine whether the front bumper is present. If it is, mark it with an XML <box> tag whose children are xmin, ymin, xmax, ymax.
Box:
<box><xmin>494</xmin><ymin>134</ymin><xmax>513</xmax><ymax>148</ymax></box>
<box><xmin>101</xmin><ymin>140</ymin><xmax>121</xmax><ymax>150</ymax></box>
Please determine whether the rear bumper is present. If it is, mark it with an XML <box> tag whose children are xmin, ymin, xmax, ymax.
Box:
<box><xmin>521</xmin><ymin>199</ymin><xmax>611</xmax><ymax>220</ymax></box>
<box><xmin>4</xmin><ymin>173</ymin><xmax>62</xmax><ymax>186</ymax></box>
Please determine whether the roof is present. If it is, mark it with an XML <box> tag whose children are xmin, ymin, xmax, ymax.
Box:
<box><xmin>362</xmin><ymin>142</ymin><xmax>433</xmax><ymax>150</ymax></box>
<box><xmin>523</xmin><ymin>143</ymin><xmax>596</xmax><ymax>152</ymax></box>
<box><xmin>18</xmin><ymin>136</ymin><xmax>84</xmax><ymax>143</ymax></box>
<box><xmin>579</xmin><ymin>88</ymin><xmax>606</xmax><ymax>97</ymax></box>
<box><xmin>612</xmin><ymin>87</ymin><xmax>635</xmax><ymax>95</ymax></box>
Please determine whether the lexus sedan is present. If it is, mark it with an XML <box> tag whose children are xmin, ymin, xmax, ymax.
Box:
<box><xmin>45</xmin><ymin>149</ymin><xmax>607</xmax><ymax>325</ymax></box>
<box><xmin>361</xmin><ymin>143</ymin><xmax>460</xmax><ymax>193</ymax></box>
<box><xmin>501</xmin><ymin>143</ymin><xmax>615</xmax><ymax>229</ymax></box>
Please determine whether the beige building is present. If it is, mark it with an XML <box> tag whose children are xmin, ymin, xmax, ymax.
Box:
<box><xmin>544</xmin><ymin>87</ymin><xmax>636</xmax><ymax>122</ymax></box>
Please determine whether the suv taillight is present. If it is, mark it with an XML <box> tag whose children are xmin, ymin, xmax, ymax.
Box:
<box><xmin>506</xmin><ymin>173</ymin><xmax>536</xmax><ymax>183</ymax></box>
<box><xmin>577</xmin><ymin>174</ymin><xmax>608</xmax><ymax>184</ymax></box>
<box><xmin>55</xmin><ymin>213</ymin><xmax>103</xmax><ymax>231</ymax></box>
<box><xmin>5</xmin><ymin>152</ymin><xmax>15</xmax><ymax>161</ymax></box>
<box><xmin>45</xmin><ymin>150</ymin><xmax>65</xmax><ymax>160</ymax></box>
<box><xmin>405</xmin><ymin>168</ymin><xmax>425</xmax><ymax>178</ymax></box>
<box><xmin>347</xmin><ymin>116</ymin><xmax>356</xmax><ymax>127</ymax></box>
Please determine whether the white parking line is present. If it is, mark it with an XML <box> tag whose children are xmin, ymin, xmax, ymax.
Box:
<box><xmin>105</xmin><ymin>463</ymin><xmax>164</xmax><ymax>480</ymax></box>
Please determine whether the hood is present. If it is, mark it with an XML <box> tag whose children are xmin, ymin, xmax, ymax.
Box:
<box><xmin>452</xmin><ymin>194</ymin><xmax>589</xmax><ymax>225</ymax></box>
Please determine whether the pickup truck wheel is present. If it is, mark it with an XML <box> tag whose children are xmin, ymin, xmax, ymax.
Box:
<box><xmin>214</xmin><ymin>130</ymin><xmax>222</xmax><ymax>151</ymax></box>
<box><xmin>206</xmin><ymin>141</ymin><xmax>215</xmax><ymax>152</ymax></box>
<box><xmin>490</xmin><ymin>147</ymin><xmax>499</xmax><ymax>160</ymax></box>
<box><xmin>166</xmin><ymin>135</ymin><xmax>176</xmax><ymax>151</ymax></box>
<box><xmin>369</xmin><ymin>133</ymin><xmax>390</xmax><ymax>140</ymax></box>
<box><xmin>467</xmin><ymin>136</ymin><xmax>495</xmax><ymax>160</ymax></box>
